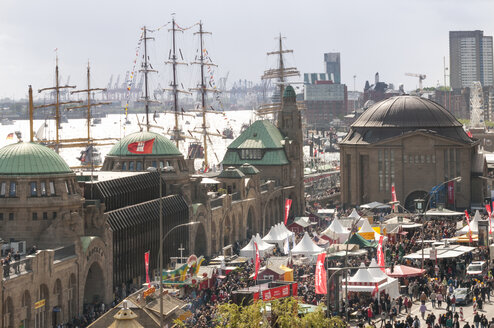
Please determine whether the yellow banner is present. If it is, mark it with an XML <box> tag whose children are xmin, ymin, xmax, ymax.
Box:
<box><xmin>34</xmin><ymin>299</ymin><xmax>45</xmax><ymax>309</ymax></box>
<box><xmin>143</xmin><ymin>287</ymin><xmax>156</xmax><ymax>298</ymax></box>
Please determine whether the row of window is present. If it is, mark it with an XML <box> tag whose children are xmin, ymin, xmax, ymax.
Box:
<box><xmin>119</xmin><ymin>160</ymin><xmax>175</xmax><ymax>171</ymax></box>
<box><xmin>239</xmin><ymin>149</ymin><xmax>263</xmax><ymax>160</ymax></box>
<box><xmin>0</xmin><ymin>180</ymin><xmax>74</xmax><ymax>198</ymax></box>
<box><xmin>403</xmin><ymin>154</ymin><xmax>436</xmax><ymax>165</ymax></box>
<box><xmin>0</xmin><ymin>212</ymin><xmax>57</xmax><ymax>221</ymax></box>
<box><xmin>378</xmin><ymin>149</ymin><xmax>394</xmax><ymax>192</ymax></box>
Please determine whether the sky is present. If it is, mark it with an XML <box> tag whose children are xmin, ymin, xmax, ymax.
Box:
<box><xmin>1</xmin><ymin>0</ymin><xmax>493</xmax><ymax>100</ymax></box>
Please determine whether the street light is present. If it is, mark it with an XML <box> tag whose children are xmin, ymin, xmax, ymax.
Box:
<box><xmin>420</xmin><ymin>176</ymin><xmax>462</xmax><ymax>269</ymax></box>
<box><xmin>159</xmin><ymin>221</ymin><xmax>201</xmax><ymax>328</ymax></box>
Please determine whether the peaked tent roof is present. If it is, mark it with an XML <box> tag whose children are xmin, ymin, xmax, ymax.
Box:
<box><xmin>291</xmin><ymin>232</ymin><xmax>324</xmax><ymax>256</ymax></box>
<box><xmin>358</xmin><ymin>219</ymin><xmax>374</xmax><ymax>233</ymax></box>
<box><xmin>345</xmin><ymin>233</ymin><xmax>377</xmax><ymax>248</ymax></box>
<box><xmin>255</xmin><ymin>233</ymin><xmax>276</xmax><ymax>251</ymax></box>
<box><xmin>349</xmin><ymin>263</ymin><xmax>378</xmax><ymax>283</ymax></box>
<box><xmin>458</xmin><ymin>210</ymin><xmax>481</xmax><ymax>234</ymax></box>
<box><xmin>278</xmin><ymin>223</ymin><xmax>294</xmax><ymax>238</ymax></box>
<box><xmin>385</xmin><ymin>265</ymin><xmax>425</xmax><ymax>278</ymax></box>
<box><xmin>348</xmin><ymin>209</ymin><xmax>361</xmax><ymax>220</ymax></box>
<box><xmin>368</xmin><ymin>258</ymin><xmax>388</xmax><ymax>280</ymax></box>
<box><xmin>326</xmin><ymin>218</ymin><xmax>348</xmax><ymax>234</ymax></box>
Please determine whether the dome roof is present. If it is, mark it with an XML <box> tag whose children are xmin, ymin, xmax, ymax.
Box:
<box><xmin>0</xmin><ymin>142</ymin><xmax>72</xmax><ymax>175</ymax></box>
<box><xmin>108</xmin><ymin>131</ymin><xmax>181</xmax><ymax>157</ymax></box>
<box><xmin>352</xmin><ymin>96</ymin><xmax>462</xmax><ymax>128</ymax></box>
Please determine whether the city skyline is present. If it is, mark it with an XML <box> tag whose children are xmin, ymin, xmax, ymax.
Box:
<box><xmin>1</xmin><ymin>0</ymin><xmax>494</xmax><ymax>99</ymax></box>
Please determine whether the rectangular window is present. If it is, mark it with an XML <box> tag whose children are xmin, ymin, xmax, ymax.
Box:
<box><xmin>426</xmin><ymin>155</ymin><xmax>431</xmax><ymax>163</ymax></box>
<box><xmin>122</xmin><ymin>162</ymin><xmax>127</xmax><ymax>171</ymax></box>
<box><xmin>456</xmin><ymin>149</ymin><xmax>461</xmax><ymax>193</ymax></box>
<box><xmin>30</xmin><ymin>182</ymin><xmax>38</xmax><ymax>197</ymax></box>
<box><xmin>444</xmin><ymin>149</ymin><xmax>449</xmax><ymax>179</ymax></box>
<box><xmin>415</xmin><ymin>155</ymin><xmax>419</xmax><ymax>164</ymax></box>
<box><xmin>40</xmin><ymin>182</ymin><xmax>47</xmax><ymax>196</ymax></box>
<box><xmin>9</xmin><ymin>182</ymin><xmax>16</xmax><ymax>197</ymax></box>
<box><xmin>136</xmin><ymin>162</ymin><xmax>143</xmax><ymax>171</ymax></box>
<box><xmin>65</xmin><ymin>181</ymin><xmax>70</xmax><ymax>194</ymax></box>
<box><xmin>0</xmin><ymin>182</ymin><xmax>5</xmax><ymax>197</ymax></box>
<box><xmin>378</xmin><ymin>150</ymin><xmax>383</xmax><ymax>192</ymax></box>
<box><xmin>403</xmin><ymin>154</ymin><xmax>407</xmax><ymax>163</ymax></box>
<box><xmin>49</xmin><ymin>181</ymin><xmax>56</xmax><ymax>196</ymax></box>
<box><xmin>432</xmin><ymin>154</ymin><xmax>436</xmax><ymax>164</ymax></box>
<box><xmin>129</xmin><ymin>161</ymin><xmax>135</xmax><ymax>171</ymax></box>
<box><xmin>42</xmin><ymin>212</ymin><xmax>48</xmax><ymax>220</ymax></box>
<box><xmin>420</xmin><ymin>155</ymin><xmax>425</xmax><ymax>164</ymax></box>
<box><xmin>9</xmin><ymin>213</ymin><xmax>14</xmax><ymax>221</ymax></box>
<box><xmin>152</xmin><ymin>161</ymin><xmax>157</xmax><ymax>168</ymax></box>
<box><xmin>52</xmin><ymin>212</ymin><xmax>57</xmax><ymax>220</ymax></box>
<box><xmin>32</xmin><ymin>212</ymin><xmax>37</xmax><ymax>221</ymax></box>
<box><xmin>385</xmin><ymin>149</ymin><xmax>390</xmax><ymax>192</ymax></box>
<box><xmin>0</xmin><ymin>213</ymin><xmax>3</xmax><ymax>221</ymax></box>
<box><xmin>449</xmin><ymin>148</ymin><xmax>455</xmax><ymax>178</ymax></box>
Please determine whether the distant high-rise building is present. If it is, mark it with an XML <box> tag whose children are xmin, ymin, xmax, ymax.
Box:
<box><xmin>449</xmin><ymin>30</ymin><xmax>494</xmax><ymax>90</ymax></box>
<box><xmin>324</xmin><ymin>53</ymin><xmax>341</xmax><ymax>84</ymax></box>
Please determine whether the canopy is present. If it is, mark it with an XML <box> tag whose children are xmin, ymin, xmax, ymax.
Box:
<box><xmin>291</xmin><ymin>232</ymin><xmax>324</xmax><ymax>257</ymax></box>
<box><xmin>360</xmin><ymin>201</ymin><xmax>390</xmax><ymax>210</ymax></box>
<box><xmin>349</xmin><ymin>263</ymin><xmax>379</xmax><ymax>283</ymax></box>
<box><xmin>385</xmin><ymin>265</ymin><xmax>425</xmax><ymax>278</ymax></box>
<box><xmin>240</xmin><ymin>235</ymin><xmax>275</xmax><ymax>258</ymax></box>
<box><xmin>292</xmin><ymin>217</ymin><xmax>316</xmax><ymax>228</ymax></box>
<box><xmin>348</xmin><ymin>209</ymin><xmax>361</xmax><ymax>220</ymax></box>
<box><xmin>425</xmin><ymin>208</ymin><xmax>464</xmax><ymax>217</ymax></box>
<box><xmin>262</xmin><ymin>224</ymin><xmax>292</xmax><ymax>247</ymax></box>
<box><xmin>344</xmin><ymin>262</ymin><xmax>399</xmax><ymax>299</ymax></box>
<box><xmin>455</xmin><ymin>233</ymin><xmax>478</xmax><ymax>243</ymax></box>
<box><xmin>368</xmin><ymin>258</ymin><xmax>389</xmax><ymax>280</ymax></box>
<box><xmin>321</xmin><ymin>218</ymin><xmax>349</xmax><ymax>243</ymax></box>
<box><xmin>200</xmin><ymin>177</ymin><xmax>220</xmax><ymax>184</ymax></box>
<box><xmin>457</xmin><ymin>210</ymin><xmax>481</xmax><ymax>235</ymax></box>
<box><xmin>358</xmin><ymin>219</ymin><xmax>381</xmax><ymax>241</ymax></box>
<box><xmin>345</xmin><ymin>233</ymin><xmax>377</xmax><ymax>248</ymax></box>
<box><xmin>404</xmin><ymin>244</ymin><xmax>475</xmax><ymax>259</ymax></box>
<box><xmin>317</xmin><ymin>208</ymin><xmax>336</xmax><ymax>215</ymax></box>
<box><xmin>278</xmin><ymin>223</ymin><xmax>294</xmax><ymax>238</ymax></box>
<box><xmin>255</xmin><ymin>233</ymin><xmax>275</xmax><ymax>250</ymax></box>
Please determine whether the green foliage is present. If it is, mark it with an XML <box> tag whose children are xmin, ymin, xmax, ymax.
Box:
<box><xmin>214</xmin><ymin>297</ymin><xmax>348</xmax><ymax>328</ymax></box>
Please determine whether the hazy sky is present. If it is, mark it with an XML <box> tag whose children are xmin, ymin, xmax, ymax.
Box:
<box><xmin>1</xmin><ymin>0</ymin><xmax>493</xmax><ymax>99</ymax></box>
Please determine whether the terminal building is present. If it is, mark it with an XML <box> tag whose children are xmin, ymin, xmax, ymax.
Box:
<box><xmin>340</xmin><ymin>95</ymin><xmax>486</xmax><ymax>210</ymax></box>
<box><xmin>0</xmin><ymin>85</ymin><xmax>306</xmax><ymax>327</ymax></box>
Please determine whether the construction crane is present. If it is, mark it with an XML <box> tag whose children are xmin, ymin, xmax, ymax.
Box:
<box><xmin>405</xmin><ymin>73</ymin><xmax>426</xmax><ymax>91</ymax></box>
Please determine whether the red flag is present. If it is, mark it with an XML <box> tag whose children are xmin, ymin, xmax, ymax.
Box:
<box><xmin>284</xmin><ymin>199</ymin><xmax>292</xmax><ymax>225</ymax></box>
<box><xmin>372</xmin><ymin>284</ymin><xmax>379</xmax><ymax>298</ymax></box>
<box><xmin>467</xmin><ymin>130</ymin><xmax>473</xmax><ymax>138</ymax></box>
<box><xmin>391</xmin><ymin>184</ymin><xmax>397</xmax><ymax>210</ymax></box>
<box><xmin>315</xmin><ymin>253</ymin><xmax>327</xmax><ymax>294</ymax></box>
<box><xmin>127</xmin><ymin>138</ymin><xmax>155</xmax><ymax>154</ymax></box>
<box><xmin>144</xmin><ymin>251</ymin><xmax>150</xmax><ymax>287</ymax></box>
<box><xmin>465</xmin><ymin>210</ymin><xmax>473</xmax><ymax>242</ymax></box>
<box><xmin>254</xmin><ymin>242</ymin><xmax>260</xmax><ymax>280</ymax></box>
<box><xmin>447</xmin><ymin>181</ymin><xmax>455</xmax><ymax>205</ymax></box>
<box><xmin>377</xmin><ymin>235</ymin><xmax>385</xmax><ymax>272</ymax></box>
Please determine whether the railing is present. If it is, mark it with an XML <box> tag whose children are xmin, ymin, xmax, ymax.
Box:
<box><xmin>210</xmin><ymin>197</ymin><xmax>224</xmax><ymax>209</ymax></box>
<box><xmin>2</xmin><ymin>257</ymin><xmax>32</xmax><ymax>278</ymax></box>
<box><xmin>54</xmin><ymin>245</ymin><xmax>76</xmax><ymax>261</ymax></box>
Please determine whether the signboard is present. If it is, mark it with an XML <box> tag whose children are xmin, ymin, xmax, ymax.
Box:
<box><xmin>430</xmin><ymin>245</ymin><xmax>437</xmax><ymax>261</ymax></box>
<box><xmin>478</xmin><ymin>220</ymin><xmax>489</xmax><ymax>247</ymax></box>
<box><xmin>261</xmin><ymin>284</ymin><xmax>290</xmax><ymax>302</ymax></box>
<box><xmin>34</xmin><ymin>299</ymin><xmax>45</xmax><ymax>309</ymax></box>
<box><xmin>143</xmin><ymin>287</ymin><xmax>156</xmax><ymax>298</ymax></box>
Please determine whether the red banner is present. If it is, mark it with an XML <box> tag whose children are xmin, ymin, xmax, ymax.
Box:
<box><xmin>315</xmin><ymin>253</ymin><xmax>327</xmax><ymax>294</ymax></box>
<box><xmin>372</xmin><ymin>284</ymin><xmax>379</xmax><ymax>298</ymax></box>
<box><xmin>491</xmin><ymin>201</ymin><xmax>494</xmax><ymax>234</ymax></box>
<box><xmin>377</xmin><ymin>235</ymin><xmax>385</xmax><ymax>272</ymax></box>
<box><xmin>391</xmin><ymin>184</ymin><xmax>397</xmax><ymax>210</ymax></box>
<box><xmin>254</xmin><ymin>242</ymin><xmax>260</xmax><ymax>280</ymax></box>
<box><xmin>465</xmin><ymin>210</ymin><xmax>473</xmax><ymax>242</ymax></box>
<box><xmin>447</xmin><ymin>181</ymin><xmax>455</xmax><ymax>205</ymax></box>
<box><xmin>128</xmin><ymin>138</ymin><xmax>155</xmax><ymax>154</ymax></box>
<box><xmin>262</xmin><ymin>284</ymin><xmax>291</xmax><ymax>301</ymax></box>
<box><xmin>144</xmin><ymin>251</ymin><xmax>150</xmax><ymax>287</ymax></box>
<box><xmin>284</xmin><ymin>199</ymin><xmax>293</xmax><ymax>225</ymax></box>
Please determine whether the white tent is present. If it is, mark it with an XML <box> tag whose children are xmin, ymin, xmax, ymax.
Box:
<box><xmin>255</xmin><ymin>233</ymin><xmax>275</xmax><ymax>251</ymax></box>
<box><xmin>321</xmin><ymin>218</ymin><xmax>349</xmax><ymax>243</ymax></box>
<box><xmin>360</xmin><ymin>201</ymin><xmax>390</xmax><ymax>210</ymax></box>
<box><xmin>278</xmin><ymin>223</ymin><xmax>294</xmax><ymax>239</ymax></box>
<box><xmin>368</xmin><ymin>258</ymin><xmax>388</xmax><ymax>280</ymax></box>
<box><xmin>457</xmin><ymin>210</ymin><xmax>480</xmax><ymax>235</ymax></box>
<box><xmin>359</xmin><ymin>219</ymin><xmax>385</xmax><ymax>242</ymax></box>
<box><xmin>348</xmin><ymin>209</ymin><xmax>361</xmax><ymax>220</ymax></box>
<box><xmin>344</xmin><ymin>262</ymin><xmax>399</xmax><ymax>300</ymax></box>
<box><xmin>262</xmin><ymin>225</ymin><xmax>290</xmax><ymax>247</ymax></box>
<box><xmin>240</xmin><ymin>235</ymin><xmax>275</xmax><ymax>258</ymax></box>
<box><xmin>291</xmin><ymin>232</ymin><xmax>325</xmax><ymax>258</ymax></box>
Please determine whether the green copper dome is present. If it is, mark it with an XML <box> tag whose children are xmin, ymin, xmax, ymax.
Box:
<box><xmin>0</xmin><ymin>142</ymin><xmax>72</xmax><ymax>175</ymax></box>
<box><xmin>283</xmin><ymin>85</ymin><xmax>296</xmax><ymax>100</ymax></box>
<box><xmin>108</xmin><ymin>131</ymin><xmax>181</xmax><ymax>157</ymax></box>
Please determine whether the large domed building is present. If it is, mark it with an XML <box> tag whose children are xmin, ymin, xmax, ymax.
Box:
<box><xmin>0</xmin><ymin>142</ymin><xmax>112</xmax><ymax>327</ymax></box>
<box><xmin>340</xmin><ymin>96</ymin><xmax>485</xmax><ymax>209</ymax></box>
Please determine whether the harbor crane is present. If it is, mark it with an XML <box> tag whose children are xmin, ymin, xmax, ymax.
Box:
<box><xmin>405</xmin><ymin>73</ymin><xmax>426</xmax><ymax>91</ymax></box>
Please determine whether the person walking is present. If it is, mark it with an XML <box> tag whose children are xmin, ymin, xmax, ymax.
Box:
<box><xmin>431</xmin><ymin>291</ymin><xmax>437</xmax><ymax>308</ymax></box>
<box><xmin>420</xmin><ymin>303</ymin><xmax>427</xmax><ymax>320</ymax></box>
<box><xmin>437</xmin><ymin>293</ymin><xmax>444</xmax><ymax>308</ymax></box>
<box><xmin>451</xmin><ymin>295</ymin><xmax>457</xmax><ymax>312</ymax></box>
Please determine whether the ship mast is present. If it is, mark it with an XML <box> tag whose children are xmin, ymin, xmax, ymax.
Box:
<box><xmin>35</xmin><ymin>55</ymin><xmax>82</xmax><ymax>152</ymax></box>
<box><xmin>258</xmin><ymin>34</ymin><xmax>300</xmax><ymax>117</ymax></box>
<box><xmin>139</xmin><ymin>26</ymin><xmax>158</xmax><ymax>131</ymax></box>
<box><xmin>190</xmin><ymin>21</ymin><xmax>222</xmax><ymax>168</ymax></box>
<box><xmin>69</xmin><ymin>62</ymin><xmax>110</xmax><ymax>143</ymax></box>
<box><xmin>164</xmin><ymin>17</ymin><xmax>190</xmax><ymax>147</ymax></box>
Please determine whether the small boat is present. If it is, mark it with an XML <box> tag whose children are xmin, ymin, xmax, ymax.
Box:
<box><xmin>1</xmin><ymin>118</ymin><xmax>14</xmax><ymax>125</ymax></box>
<box><xmin>185</xmin><ymin>121</ymin><xmax>190</xmax><ymax>125</ymax></box>
<box><xmin>35</xmin><ymin>122</ymin><xmax>48</xmax><ymax>141</ymax></box>
<box><xmin>188</xmin><ymin>142</ymin><xmax>204</xmax><ymax>159</ymax></box>
<box><xmin>222</xmin><ymin>127</ymin><xmax>234</xmax><ymax>139</ymax></box>
<box><xmin>77</xmin><ymin>145</ymin><xmax>102</xmax><ymax>166</ymax></box>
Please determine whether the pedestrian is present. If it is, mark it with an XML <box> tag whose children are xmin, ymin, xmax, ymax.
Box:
<box><xmin>451</xmin><ymin>295</ymin><xmax>456</xmax><ymax>312</ymax></box>
<box><xmin>420</xmin><ymin>303</ymin><xmax>427</xmax><ymax>320</ymax></box>
<box><xmin>475</xmin><ymin>313</ymin><xmax>481</xmax><ymax>328</ymax></box>
<box><xmin>368</xmin><ymin>306</ymin><xmax>373</xmax><ymax>324</ymax></box>
<box><xmin>404</xmin><ymin>296</ymin><xmax>410</xmax><ymax>314</ymax></box>
<box><xmin>431</xmin><ymin>291</ymin><xmax>437</xmax><ymax>308</ymax></box>
<box><xmin>446</xmin><ymin>295</ymin><xmax>451</xmax><ymax>312</ymax></box>
<box><xmin>438</xmin><ymin>293</ymin><xmax>444</xmax><ymax>308</ymax></box>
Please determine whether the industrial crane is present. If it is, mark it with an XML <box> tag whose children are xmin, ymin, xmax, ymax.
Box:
<box><xmin>405</xmin><ymin>73</ymin><xmax>426</xmax><ymax>91</ymax></box>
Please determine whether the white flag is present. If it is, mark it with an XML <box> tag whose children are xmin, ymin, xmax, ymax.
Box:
<box><xmin>283</xmin><ymin>238</ymin><xmax>289</xmax><ymax>255</ymax></box>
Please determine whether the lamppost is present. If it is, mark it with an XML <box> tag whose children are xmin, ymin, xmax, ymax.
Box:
<box><xmin>158</xmin><ymin>221</ymin><xmax>201</xmax><ymax>328</ymax></box>
<box><xmin>419</xmin><ymin>176</ymin><xmax>462</xmax><ymax>269</ymax></box>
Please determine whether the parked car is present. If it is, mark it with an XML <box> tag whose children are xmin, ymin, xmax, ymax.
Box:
<box><xmin>453</xmin><ymin>288</ymin><xmax>473</xmax><ymax>305</ymax></box>
<box><xmin>466</xmin><ymin>261</ymin><xmax>487</xmax><ymax>277</ymax></box>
